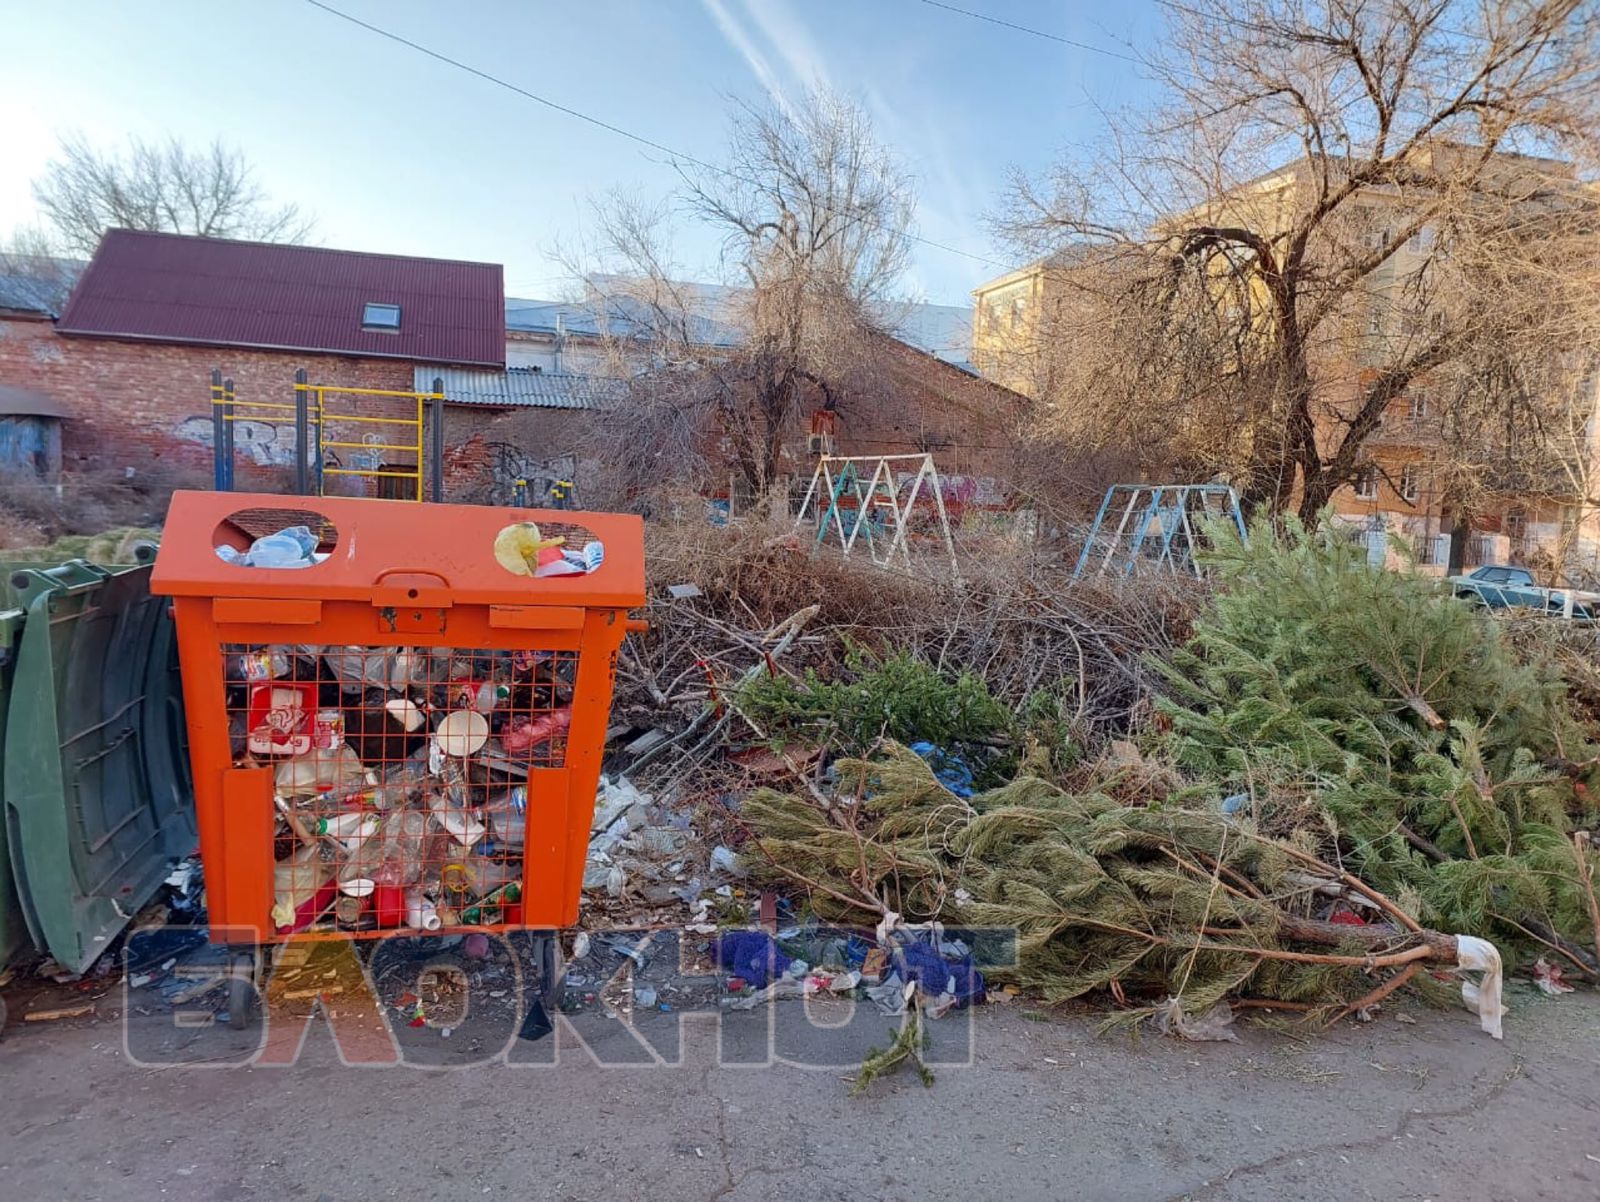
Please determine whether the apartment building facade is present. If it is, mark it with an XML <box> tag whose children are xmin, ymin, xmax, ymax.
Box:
<box><xmin>970</xmin><ymin>153</ymin><xmax>1600</xmax><ymax>581</ymax></box>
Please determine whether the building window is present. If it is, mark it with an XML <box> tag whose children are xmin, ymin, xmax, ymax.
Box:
<box><xmin>1506</xmin><ymin>507</ymin><xmax>1528</xmax><ymax>544</ymax></box>
<box><xmin>1406</xmin><ymin>392</ymin><xmax>1429</xmax><ymax>422</ymax></box>
<box><xmin>1010</xmin><ymin>297</ymin><xmax>1027</xmax><ymax>329</ymax></box>
<box><xmin>1399</xmin><ymin>464</ymin><xmax>1421</xmax><ymax>504</ymax></box>
<box><xmin>1354</xmin><ymin>465</ymin><xmax>1379</xmax><ymax>500</ymax></box>
<box><xmin>362</xmin><ymin>302</ymin><xmax>402</xmax><ymax>332</ymax></box>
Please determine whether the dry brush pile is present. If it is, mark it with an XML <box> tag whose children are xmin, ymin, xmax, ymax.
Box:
<box><xmin>678</xmin><ymin>518</ymin><xmax>1600</xmax><ymax>1025</ymax></box>
<box><xmin>614</xmin><ymin>517</ymin><xmax>1194</xmax><ymax>790</ymax></box>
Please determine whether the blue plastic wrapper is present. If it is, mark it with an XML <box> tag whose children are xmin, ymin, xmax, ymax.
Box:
<box><xmin>909</xmin><ymin>741</ymin><xmax>976</xmax><ymax>798</ymax></box>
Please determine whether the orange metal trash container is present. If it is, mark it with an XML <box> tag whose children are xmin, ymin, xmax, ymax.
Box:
<box><xmin>150</xmin><ymin>490</ymin><xmax>645</xmax><ymax>947</ymax></box>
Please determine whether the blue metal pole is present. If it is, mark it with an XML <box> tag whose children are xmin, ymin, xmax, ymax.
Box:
<box><xmin>1124</xmin><ymin>487</ymin><xmax>1161</xmax><ymax>574</ymax></box>
<box><xmin>1073</xmin><ymin>485</ymin><xmax>1118</xmax><ymax>581</ymax></box>
<box><xmin>209</xmin><ymin>369</ymin><xmax>226</xmax><ymax>491</ymax></box>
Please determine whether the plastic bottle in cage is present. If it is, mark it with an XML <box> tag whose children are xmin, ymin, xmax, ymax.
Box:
<box><xmin>323</xmin><ymin>646</ymin><xmax>419</xmax><ymax>696</ymax></box>
<box><xmin>233</xmin><ymin>647</ymin><xmax>290</xmax><ymax>682</ymax></box>
<box><xmin>338</xmin><ymin>809</ymin><xmax>429</xmax><ymax>895</ymax></box>
<box><xmin>311</xmin><ymin>811</ymin><xmax>382</xmax><ymax>852</ymax></box>
<box><xmin>461</xmin><ymin>881</ymin><xmax>521</xmax><ymax>925</ymax></box>
<box><xmin>275</xmin><ymin>745</ymin><xmax>367</xmax><ymax>798</ymax></box>
<box><xmin>430</xmin><ymin>795</ymin><xmax>487</xmax><ymax>846</ymax></box>
<box><xmin>433</xmin><ymin>759</ymin><xmax>470</xmax><ymax>808</ymax></box>
<box><xmin>472</xmin><ymin>680</ymin><xmax>511</xmax><ymax>714</ymax></box>
<box><xmin>483</xmin><ymin>801</ymin><xmax>524</xmax><ymax>848</ymax></box>
<box><xmin>322</xmin><ymin>765</ymin><xmax>424</xmax><ymax>811</ymax></box>
<box><xmin>383</xmin><ymin>810</ymin><xmax>432</xmax><ymax>886</ymax></box>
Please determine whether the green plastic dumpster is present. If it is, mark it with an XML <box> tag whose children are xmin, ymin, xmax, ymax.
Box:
<box><xmin>0</xmin><ymin>607</ymin><xmax>29</xmax><ymax>976</ymax></box>
<box><xmin>1</xmin><ymin>558</ymin><xmax>194</xmax><ymax>977</ymax></box>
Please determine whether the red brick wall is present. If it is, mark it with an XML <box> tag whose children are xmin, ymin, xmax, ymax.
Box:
<box><xmin>830</xmin><ymin>338</ymin><xmax>1026</xmax><ymax>482</ymax></box>
<box><xmin>0</xmin><ymin>315</ymin><xmax>506</xmax><ymax>498</ymax></box>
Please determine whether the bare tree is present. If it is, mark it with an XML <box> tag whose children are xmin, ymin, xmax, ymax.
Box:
<box><xmin>1004</xmin><ymin>0</ymin><xmax>1600</xmax><ymax>524</ymax></box>
<box><xmin>32</xmin><ymin>133</ymin><xmax>313</xmax><ymax>256</ymax></box>
<box><xmin>575</xmin><ymin>90</ymin><xmax>916</xmax><ymax>510</ymax></box>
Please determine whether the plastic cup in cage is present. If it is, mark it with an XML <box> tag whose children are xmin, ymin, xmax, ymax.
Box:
<box><xmin>313</xmin><ymin>709</ymin><xmax>345</xmax><ymax>751</ymax></box>
<box><xmin>385</xmin><ymin>698</ymin><xmax>426</xmax><ymax>732</ymax></box>
<box><xmin>434</xmin><ymin>709</ymin><xmax>489</xmax><ymax>757</ymax></box>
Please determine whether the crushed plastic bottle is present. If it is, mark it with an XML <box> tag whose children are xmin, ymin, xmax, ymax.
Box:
<box><xmin>216</xmin><ymin>525</ymin><xmax>325</xmax><ymax>569</ymax></box>
<box><xmin>323</xmin><ymin>646</ymin><xmax>420</xmax><ymax>695</ymax></box>
<box><xmin>429</xmin><ymin>795</ymin><xmax>487</xmax><ymax>846</ymax></box>
<box><xmin>483</xmin><ymin>800</ymin><xmax>525</xmax><ymax>848</ymax></box>
<box><xmin>472</xmin><ymin>681</ymin><xmax>511</xmax><ymax>714</ymax></box>
<box><xmin>275</xmin><ymin>745</ymin><xmax>367</xmax><ymax>798</ymax></box>
<box><xmin>338</xmin><ymin>809</ymin><xmax>432</xmax><ymax>895</ymax></box>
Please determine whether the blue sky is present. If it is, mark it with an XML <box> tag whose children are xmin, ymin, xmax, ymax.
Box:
<box><xmin>0</xmin><ymin>1</ymin><xmax>1166</xmax><ymax>305</ymax></box>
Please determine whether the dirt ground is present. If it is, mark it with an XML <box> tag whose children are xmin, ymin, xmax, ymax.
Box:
<box><xmin>0</xmin><ymin>971</ymin><xmax>1596</xmax><ymax>1202</ymax></box>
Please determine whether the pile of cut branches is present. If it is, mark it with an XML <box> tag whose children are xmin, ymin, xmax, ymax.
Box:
<box><xmin>616</xmin><ymin>517</ymin><xmax>1195</xmax><ymax>788</ymax></box>
<box><xmin>742</xmin><ymin>744</ymin><xmax>1485</xmax><ymax>1024</ymax></box>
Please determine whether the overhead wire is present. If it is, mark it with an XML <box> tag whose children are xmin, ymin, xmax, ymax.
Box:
<box><xmin>302</xmin><ymin>0</ymin><xmax>1015</xmax><ymax>275</ymax></box>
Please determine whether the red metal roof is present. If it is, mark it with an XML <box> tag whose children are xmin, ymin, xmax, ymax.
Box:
<box><xmin>57</xmin><ymin>230</ymin><xmax>504</xmax><ymax>367</ymax></box>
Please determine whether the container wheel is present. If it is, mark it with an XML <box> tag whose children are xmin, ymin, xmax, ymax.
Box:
<box><xmin>540</xmin><ymin>936</ymin><xmax>565</xmax><ymax>1011</ymax></box>
<box><xmin>226</xmin><ymin>948</ymin><xmax>260</xmax><ymax>1030</ymax></box>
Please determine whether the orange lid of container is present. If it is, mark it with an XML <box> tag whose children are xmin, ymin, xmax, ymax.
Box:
<box><xmin>150</xmin><ymin>490</ymin><xmax>645</xmax><ymax>609</ymax></box>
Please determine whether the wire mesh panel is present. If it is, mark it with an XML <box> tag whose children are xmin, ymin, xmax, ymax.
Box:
<box><xmin>224</xmin><ymin>643</ymin><xmax>579</xmax><ymax>937</ymax></box>
<box><xmin>153</xmin><ymin>490</ymin><xmax>646</xmax><ymax>941</ymax></box>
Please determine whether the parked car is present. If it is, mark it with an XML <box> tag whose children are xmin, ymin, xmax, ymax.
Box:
<box><xmin>1448</xmin><ymin>565</ymin><xmax>1597</xmax><ymax>619</ymax></box>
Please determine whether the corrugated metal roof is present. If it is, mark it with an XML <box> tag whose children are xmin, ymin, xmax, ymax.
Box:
<box><xmin>421</xmin><ymin>365</ymin><xmax>621</xmax><ymax>410</ymax></box>
<box><xmin>0</xmin><ymin>256</ymin><xmax>85</xmax><ymax>316</ymax></box>
<box><xmin>504</xmin><ymin>294</ymin><xmax>742</xmax><ymax>348</ymax></box>
<box><xmin>58</xmin><ymin>230</ymin><xmax>504</xmax><ymax>367</ymax></box>
<box><xmin>506</xmin><ymin>288</ymin><xmax>971</xmax><ymax>364</ymax></box>
<box><xmin>890</xmin><ymin>302</ymin><xmax>974</xmax><ymax>367</ymax></box>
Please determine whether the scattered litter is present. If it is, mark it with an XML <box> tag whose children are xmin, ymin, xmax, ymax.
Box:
<box><xmin>215</xmin><ymin>525</ymin><xmax>328</xmax><ymax>569</ymax></box>
<box><xmin>909</xmin><ymin>741</ymin><xmax>975</xmax><ymax>798</ymax></box>
<box><xmin>1456</xmin><ymin>936</ymin><xmax>1505</xmax><ymax>1040</ymax></box>
<box><xmin>1151</xmin><ymin>998</ymin><xmax>1240</xmax><ymax>1043</ymax></box>
<box><xmin>1531</xmin><ymin>957</ymin><xmax>1575</xmax><ymax>996</ymax></box>
<box><xmin>25</xmin><ymin>1004</ymin><xmax>96</xmax><ymax>1022</ymax></box>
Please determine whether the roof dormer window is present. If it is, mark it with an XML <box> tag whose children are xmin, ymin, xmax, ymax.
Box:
<box><xmin>362</xmin><ymin>302</ymin><xmax>401</xmax><ymax>332</ymax></box>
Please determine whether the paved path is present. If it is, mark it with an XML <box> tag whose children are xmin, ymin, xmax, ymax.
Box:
<box><xmin>1</xmin><ymin>978</ymin><xmax>1596</xmax><ymax>1201</ymax></box>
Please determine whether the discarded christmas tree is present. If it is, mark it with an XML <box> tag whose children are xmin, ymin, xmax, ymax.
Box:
<box><xmin>1157</xmin><ymin>518</ymin><xmax>1600</xmax><ymax>978</ymax></box>
<box><xmin>741</xmin><ymin>744</ymin><xmax>1489</xmax><ymax>1024</ymax></box>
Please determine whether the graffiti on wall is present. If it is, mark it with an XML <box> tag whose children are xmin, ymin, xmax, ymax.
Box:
<box><xmin>175</xmin><ymin>415</ymin><xmax>299</xmax><ymax>466</ymax></box>
<box><xmin>459</xmin><ymin>441</ymin><xmax>579</xmax><ymax>507</ymax></box>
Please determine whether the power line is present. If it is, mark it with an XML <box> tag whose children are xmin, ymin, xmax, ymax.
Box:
<box><xmin>912</xmin><ymin>0</ymin><xmax>1150</xmax><ymax>66</ymax></box>
<box><xmin>302</xmin><ymin>0</ymin><xmax>1014</xmax><ymax>274</ymax></box>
